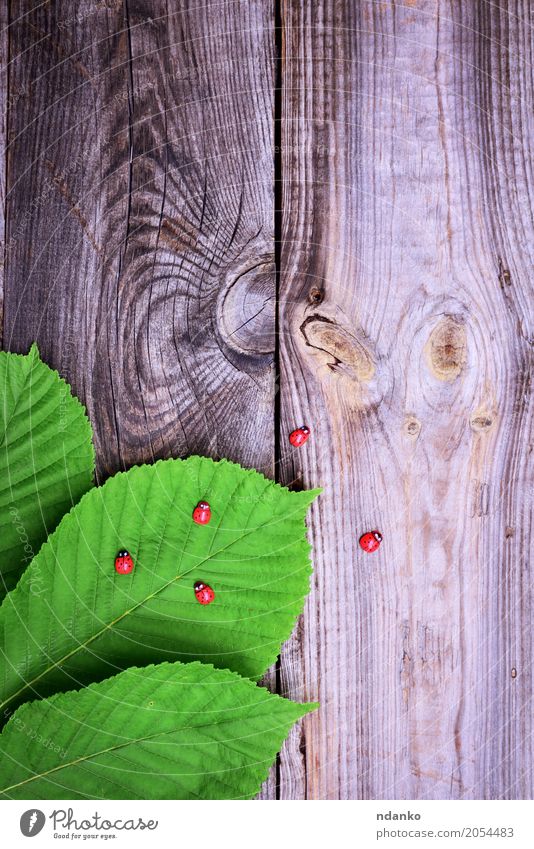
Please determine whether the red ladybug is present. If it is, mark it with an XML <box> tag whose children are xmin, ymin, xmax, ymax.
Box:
<box><xmin>115</xmin><ymin>549</ymin><xmax>134</xmax><ymax>574</ymax></box>
<box><xmin>193</xmin><ymin>501</ymin><xmax>211</xmax><ymax>525</ymax></box>
<box><xmin>194</xmin><ymin>581</ymin><xmax>215</xmax><ymax>605</ymax></box>
<box><xmin>289</xmin><ymin>425</ymin><xmax>310</xmax><ymax>447</ymax></box>
<box><xmin>359</xmin><ymin>531</ymin><xmax>382</xmax><ymax>553</ymax></box>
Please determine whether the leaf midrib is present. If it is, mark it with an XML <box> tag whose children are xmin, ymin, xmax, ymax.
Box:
<box><xmin>0</xmin><ymin>700</ymin><xmax>280</xmax><ymax>794</ymax></box>
<box><xmin>0</xmin><ymin>522</ymin><xmax>268</xmax><ymax>713</ymax></box>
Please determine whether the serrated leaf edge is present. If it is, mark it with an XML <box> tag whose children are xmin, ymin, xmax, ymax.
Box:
<box><xmin>0</xmin><ymin>661</ymin><xmax>317</xmax><ymax>798</ymax></box>
<box><xmin>0</xmin><ymin>343</ymin><xmax>95</xmax><ymax>475</ymax></box>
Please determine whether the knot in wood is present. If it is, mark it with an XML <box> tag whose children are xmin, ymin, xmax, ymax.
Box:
<box><xmin>404</xmin><ymin>415</ymin><xmax>421</xmax><ymax>438</ymax></box>
<box><xmin>308</xmin><ymin>287</ymin><xmax>324</xmax><ymax>305</ymax></box>
<box><xmin>425</xmin><ymin>315</ymin><xmax>467</xmax><ymax>381</ymax></box>
<box><xmin>470</xmin><ymin>413</ymin><xmax>493</xmax><ymax>431</ymax></box>
<box><xmin>300</xmin><ymin>314</ymin><xmax>375</xmax><ymax>382</ymax></box>
<box><xmin>218</xmin><ymin>257</ymin><xmax>275</xmax><ymax>358</ymax></box>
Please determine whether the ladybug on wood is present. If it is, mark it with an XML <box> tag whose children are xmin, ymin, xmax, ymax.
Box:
<box><xmin>359</xmin><ymin>531</ymin><xmax>382</xmax><ymax>553</ymax></box>
<box><xmin>193</xmin><ymin>501</ymin><xmax>211</xmax><ymax>525</ymax></box>
<box><xmin>289</xmin><ymin>425</ymin><xmax>310</xmax><ymax>448</ymax></box>
<box><xmin>115</xmin><ymin>549</ymin><xmax>135</xmax><ymax>574</ymax></box>
<box><xmin>194</xmin><ymin>581</ymin><xmax>215</xmax><ymax>605</ymax></box>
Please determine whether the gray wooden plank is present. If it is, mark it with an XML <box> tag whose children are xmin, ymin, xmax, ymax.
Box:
<box><xmin>3</xmin><ymin>0</ymin><xmax>276</xmax><ymax>480</ymax></box>
<box><xmin>278</xmin><ymin>0</ymin><xmax>533</xmax><ymax>799</ymax></box>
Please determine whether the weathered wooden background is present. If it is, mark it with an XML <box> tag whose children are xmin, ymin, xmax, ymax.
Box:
<box><xmin>1</xmin><ymin>0</ymin><xmax>532</xmax><ymax>800</ymax></box>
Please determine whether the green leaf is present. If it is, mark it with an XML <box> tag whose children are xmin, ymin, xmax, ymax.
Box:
<box><xmin>0</xmin><ymin>457</ymin><xmax>319</xmax><ymax>714</ymax></box>
<box><xmin>0</xmin><ymin>344</ymin><xmax>95</xmax><ymax>598</ymax></box>
<box><xmin>0</xmin><ymin>660</ymin><xmax>316</xmax><ymax>799</ymax></box>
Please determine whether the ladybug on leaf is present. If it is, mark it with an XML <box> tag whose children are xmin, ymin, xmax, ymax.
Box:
<box><xmin>194</xmin><ymin>581</ymin><xmax>215</xmax><ymax>605</ymax></box>
<box><xmin>193</xmin><ymin>501</ymin><xmax>211</xmax><ymax>525</ymax></box>
<box><xmin>115</xmin><ymin>549</ymin><xmax>135</xmax><ymax>574</ymax></box>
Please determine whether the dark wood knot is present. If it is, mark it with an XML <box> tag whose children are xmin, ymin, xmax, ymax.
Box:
<box><xmin>217</xmin><ymin>257</ymin><xmax>275</xmax><ymax>359</ymax></box>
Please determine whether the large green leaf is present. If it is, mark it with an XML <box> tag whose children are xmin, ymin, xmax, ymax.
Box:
<box><xmin>0</xmin><ymin>661</ymin><xmax>316</xmax><ymax>799</ymax></box>
<box><xmin>0</xmin><ymin>457</ymin><xmax>319</xmax><ymax>715</ymax></box>
<box><xmin>0</xmin><ymin>344</ymin><xmax>94</xmax><ymax>598</ymax></box>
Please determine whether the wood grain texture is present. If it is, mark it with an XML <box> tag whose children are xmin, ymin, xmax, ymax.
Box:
<box><xmin>2</xmin><ymin>0</ymin><xmax>533</xmax><ymax>801</ymax></box>
<box><xmin>3</xmin><ymin>0</ymin><xmax>275</xmax><ymax>479</ymax></box>
<box><xmin>278</xmin><ymin>0</ymin><xmax>533</xmax><ymax>799</ymax></box>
